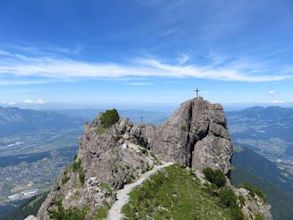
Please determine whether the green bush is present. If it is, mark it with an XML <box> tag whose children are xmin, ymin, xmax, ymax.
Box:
<box><xmin>204</xmin><ymin>182</ymin><xmax>219</xmax><ymax>197</ymax></box>
<box><xmin>62</xmin><ymin>176</ymin><xmax>70</xmax><ymax>185</ymax></box>
<box><xmin>95</xmin><ymin>205</ymin><xmax>109</xmax><ymax>220</ymax></box>
<box><xmin>79</xmin><ymin>169</ymin><xmax>85</xmax><ymax>185</ymax></box>
<box><xmin>218</xmin><ymin>187</ymin><xmax>244</xmax><ymax>220</ymax></box>
<box><xmin>100</xmin><ymin>109</ymin><xmax>119</xmax><ymax>128</ymax></box>
<box><xmin>72</xmin><ymin>159</ymin><xmax>81</xmax><ymax>172</ymax></box>
<box><xmin>203</xmin><ymin>167</ymin><xmax>226</xmax><ymax>187</ymax></box>
<box><xmin>71</xmin><ymin>159</ymin><xmax>85</xmax><ymax>185</ymax></box>
<box><xmin>230</xmin><ymin>207</ymin><xmax>245</xmax><ymax>220</ymax></box>
<box><xmin>50</xmin><ymin>207</ymin><xmax>87</xmax><ymax>220</ymax></box>
<box><xmin>100</xmin><ymin>182</ymin><xmax>113</xmax><ymax>195</ymax></box>
<box><xmin>218</xmin><ymin>187</ymin><xmax>237</xmax><ymax>208</ymax></box>
<box><xmin>50</xmin><ymin>199</ymin><xmax>87</xmax><ymax>220</ymax></box>
<box><xmin>241</xmin><ymin>183</ymin><xmax>266</xmax><ymax>201</ymax></box>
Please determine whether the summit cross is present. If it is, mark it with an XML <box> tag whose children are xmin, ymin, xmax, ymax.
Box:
<box><xmin>195</xmin><ymin>88</ymin><xmax>200</xmax><ymax>99</ymax></box>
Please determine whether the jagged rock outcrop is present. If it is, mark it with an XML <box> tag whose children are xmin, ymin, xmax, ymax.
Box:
<box><xmin>152</xmin><ymin>98</ymin><xmax>232</xmax><ymax>175</ymax></box>
<box><xmin>37</xmin><ymin>116</ymin><xmax>159</xmax><ymax>219</ymax></box>
<box><xmin>36</xmin><ymin>98</ymin><xmax>271</xmax><ymax>220</ymax></box>
<box><xmin>233</xmin><ymin>187</ymin><xmax>272</xmax><ymax>220</ymax></box>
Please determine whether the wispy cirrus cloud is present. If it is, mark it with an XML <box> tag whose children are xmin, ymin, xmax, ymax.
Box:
<box><xmin>0</xmin><ymin>48</ymin><xmax>292</xmax><ymax>84</ymax></box>
<box><xmin>23</xmin><ymin>99</ymin><xmax>46</xmax><ymax>104</ymax></box>
<box><xmin>127</xmin><ymin>82</ymin><xmax>153</xmax><ymax>86</ymax></box>
<box><xmin>0</xmin><ymin>78</ymin><xmax>52</xmax><ymax>86</ymax></box>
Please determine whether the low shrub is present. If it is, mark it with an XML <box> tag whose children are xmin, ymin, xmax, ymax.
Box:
<box><xmin>218</xmin><ymin>187</ymin><xmax>244</xmax><ymax>220</ymax></box>
<box><xmin>50</xmin><ymin>207</ymin><xmax>87</xmax><ymax>220</ymax></box>
<box><xmin>218</xmin><ymin>187</ymin><xmax>237</xmax><ymax>208</ymax></box>
<box><xmin>100</xmin><ymin>182</ymin><xmax>113</xmax><ymax>195</ymax></box>
<box><xmin>95</xmin><ymin>204</ymin><xmax>110</xmax><ymax>220</ymax></box>
<box><xmin>230</xmin><ymin>207</ymin><xmax>245</xmax><ymax>220</ymax></box>
<box><xmin>100</xmin><ymin>109</ymin><xmax>119</xmax><ymax>128</ymax></box>
<box><xmin>203</xmin><ymin>167</ymin><xmax>226</xmax><ymax>187</ymax></box>
<box><xmin>50</xmin><ymin>199</ymin><xmax>87</xmax><ymax>220</ymax></box>
<box><xmin>61</xmin><ymin>176</ymin><xmax>70</xmax><ymax>185</ymax></box>
<box><xmin>72</xmin><ymin>159</ymin><xmax>81</xmax><ymax>172</ymax></box>
<box><xmin>204</xmin><ymin>182</ymin><xmax>219</xmax><ymax>197</ymax></box>
<box><xmin>79</xmin><ymin>169</ymin><xmax>85</xmax><ymax>185</ymax></box>
<box><xmin>71</xmin><ymin>159</ymin><xmax>85</xmax><ymax>185</ymax></box>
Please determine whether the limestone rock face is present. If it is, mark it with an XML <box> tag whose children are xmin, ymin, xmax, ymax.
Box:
<box><xmin>152</xmin><ymin>98</ymin><xmax>233</xmax><ymax>175</ymax></box>
<box><xmin>36</xmin><ymin>98</ymin><xmax>271</xmax><ymax>220</ymax></box>
<box><xmin>37</xmin><ymin>116</ymin><xmax>159</xmax><ymax>219</ymax></box>
<box><xmin>233</xmin><ymin>187</ymin><xmax>273</xmax><ymax>220</ymax></box>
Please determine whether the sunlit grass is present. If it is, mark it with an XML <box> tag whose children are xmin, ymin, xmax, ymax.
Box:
<box><xmin>122</xmin><ymin>164</ymin><xmax>232</xmax><ymax>220</ymax></box>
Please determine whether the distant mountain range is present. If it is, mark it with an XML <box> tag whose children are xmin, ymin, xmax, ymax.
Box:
<box><xmin>227</xmin><ymin>106</ymin><xmax>293</xmax><ymax>142</ymax></box>
<box><xmin>228</xmin><ymin>106</ymin><xmax>293</xmax><ymax>120</ymax></box>
<box><xmin>0</xmin><ymin>106</ymin><xmax>84</xmax><ymax>136</ymax></box>
<box><xmin>227</xmin><ymin>106</ymin><xmax>293</xmax><ymax>160</ymax></box>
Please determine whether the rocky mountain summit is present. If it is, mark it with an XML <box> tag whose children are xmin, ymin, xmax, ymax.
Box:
<box><xmin>152</xmin><ymin>98</ymin><xmax>232</xmax><ymax>175</ymax></box>
<box><xmin>34</xmin><ymin>98</ymin><xmax>271</xmax><ymax>220</ymax></box>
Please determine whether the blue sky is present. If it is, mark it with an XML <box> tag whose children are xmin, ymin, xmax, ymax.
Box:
<box><xmin>0</xmin><ymin>0</ymin><xmax>293</xmax><ymax>109</ymax></box>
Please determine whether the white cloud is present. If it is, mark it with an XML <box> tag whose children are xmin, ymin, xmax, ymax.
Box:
<box><xmin>268</xmin><ymin>90</ymin><xmax>276</xmax><ymax>95</ymax></box>
<box><xmin>7</xmin><ymin>101</ymin><xmax>16</xmax><ymax>105</ymax></box>
<box><xmin>23</xmin><ymin>99</ymin><xmax>46</xmax><ymax>104</ymax></box>
<box><xmin>127</xmin><ymin>82</ymin><xmax>153</xmax><ymax>86</ymax></box>
<box><xmin>1</xmin><ymin>100</ymin><xmax>16</xmax><ymax>105</ymax></box>
<box><xmin>0</xmin><ymin>49</ymin><xmax>292</xmax><ymax>83</ymax></box>
<box><xmin>272</xmin><ymin>100</ymin><xmax>284</xmax><ymax>104</ymax></box>
<box><xmin>0</xmin><ymin>79</ymin><xmax>51</xmax><ymax>86</ymax></box>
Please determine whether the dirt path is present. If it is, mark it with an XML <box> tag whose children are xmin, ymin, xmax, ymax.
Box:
<box><xmin>106</xmin><ymin>162</ymin><xmax>174</xmax><ymax>220</ymax></box>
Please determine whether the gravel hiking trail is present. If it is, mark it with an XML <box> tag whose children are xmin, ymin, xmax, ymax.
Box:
<box><xmin>106</xmin><ymin>162</ymin><xmax>174</xmax><ymax>220</ymax></box>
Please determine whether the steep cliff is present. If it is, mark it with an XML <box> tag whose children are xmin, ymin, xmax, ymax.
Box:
<box><xmin>35</xmin><ymin>98</ymin><xmax>271</xmax><ymax>220</ymax></box>
<box><xmin>152</xmin><ymin>98</ymin><xmax>232</xmax><ymax>175</ymax></box>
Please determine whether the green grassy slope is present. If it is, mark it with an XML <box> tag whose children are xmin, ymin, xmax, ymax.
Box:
<box><xmin>122</xmin><ymin>164</ymin><xmax>236</xmax><ymax>220</ymax></box>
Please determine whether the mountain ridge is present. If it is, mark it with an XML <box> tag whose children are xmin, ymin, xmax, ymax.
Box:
<box><xmin>31</xmin><ymin>98</ymin><xmax>271</xmax><ymax>220</ymax></box>
<box><xmin>0</xmin><ymin>106</ymin><xmax>84</xmax><ymax>136</ymax></box>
